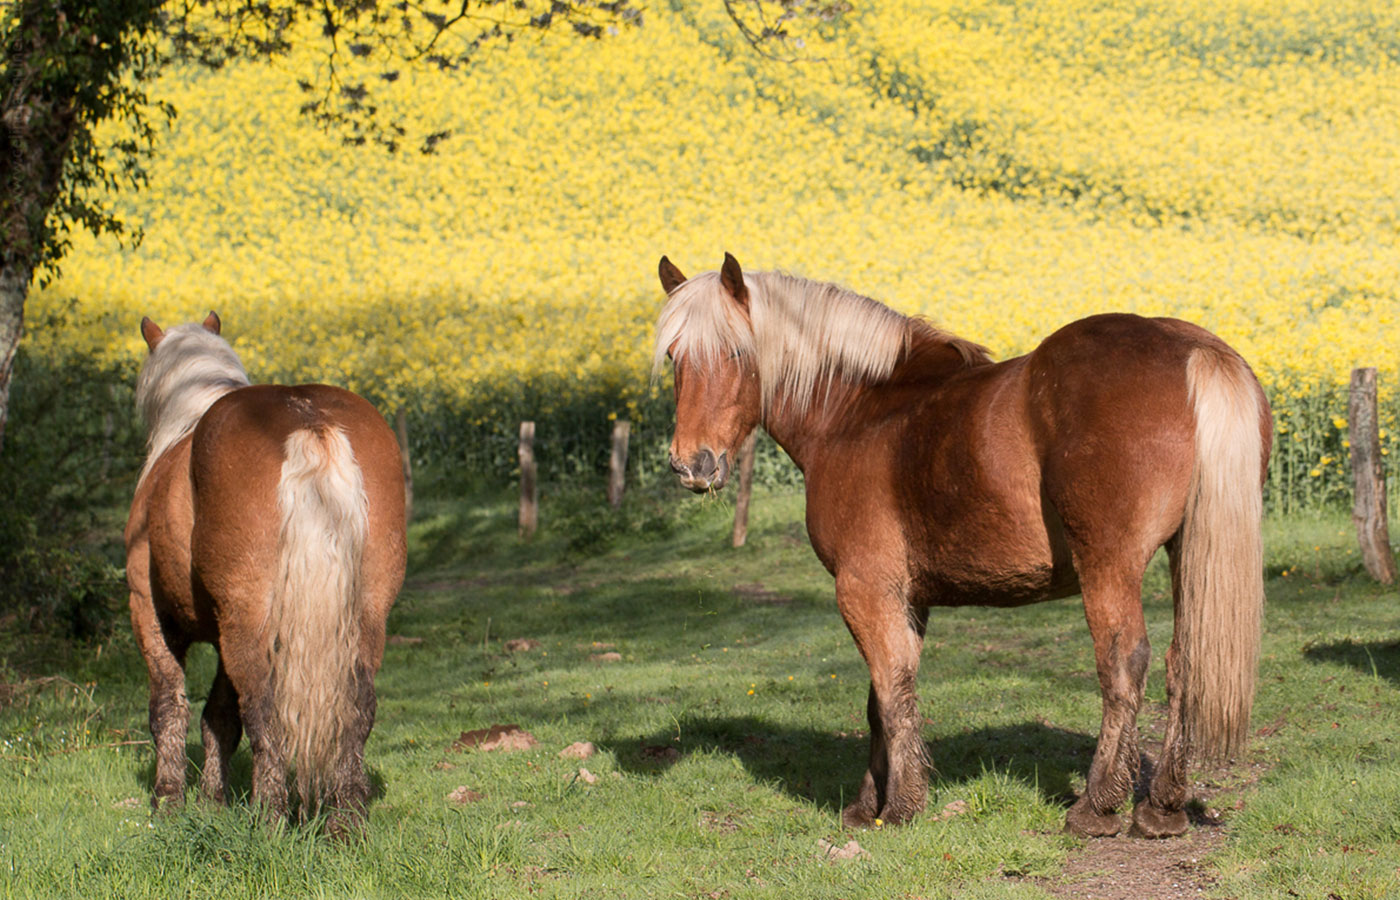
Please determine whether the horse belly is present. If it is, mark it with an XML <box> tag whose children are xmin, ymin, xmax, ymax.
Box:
<box><xmin>912</xmin><ymin>518</ymin><xmax>1079</xmax><ymax>608</ymax></box>
<box><xmin>914</xmin><ymin>566</ymin><xmax>1079</xmax><ymax>608</ymax></box>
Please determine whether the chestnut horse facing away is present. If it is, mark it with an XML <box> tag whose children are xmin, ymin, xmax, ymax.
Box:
<box><xmin>125</xmin><ymin>313</ymin><xmax>406</xmax><ymax>835</ymax></box>
<box><xmin>655</xmin><ymin>255</ymin><xmax>1270</xmax><ymax>838</ymax></box>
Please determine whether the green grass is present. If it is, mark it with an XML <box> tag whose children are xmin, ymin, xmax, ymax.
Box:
<box><xmin>1</xmin><ymin>481</ymin><xmax>1398</xmax><ymax>898</ymax></box>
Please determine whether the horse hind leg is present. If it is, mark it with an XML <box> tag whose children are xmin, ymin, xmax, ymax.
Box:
<box><xmin>1065</xmin><ymin>565</ymin><xmax>1151</xmax><ymax>838</ymax></box>
<box><xmin>324</xmin><ymin>661</ymin><xmax>377</xmax><ymax>841</ymax></box>
<box><xmin>218</xmin><ymin>635</ymin><xmax>291</xmax><ymax>823</ymax></box>
<box><xmin>245</xmin><ymin>692</ymin><xmax>291</xmax><ymax>822</ymax></box>
<box><xmin>1132</xmin><ymin>536</ymin><xmax>1190</xmax><ymax>838</ymax></box>
<box><xmin>198</xmin><ymin>657</ymin><xmax>242</xmax><ymax>805</ymax></box>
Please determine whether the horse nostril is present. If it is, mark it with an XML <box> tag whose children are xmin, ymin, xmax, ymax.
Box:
<box><xmin>669</xmin><ymin>454</ymin><xmax>689</xmax><ymax>476</ymax></box>
<box><xmin>692</xmin><ymin>448</ymin><xmax>718</xmax><ymax>479</ymax></box>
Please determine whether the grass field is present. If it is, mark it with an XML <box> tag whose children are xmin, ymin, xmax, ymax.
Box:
<box><xmin>1</xmin><ymin>479</ymin><xmax>1398</xmax><ymax>899</ymax></box>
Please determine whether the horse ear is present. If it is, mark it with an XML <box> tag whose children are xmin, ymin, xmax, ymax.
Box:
<box><xmin>720</xmin><ymin>252</ymin><xmax>749</xmax><ymax>310</ymax></box>
<box><xmin>658</xmin><ymin>256</ymin><xmax>687</xmax><ymax>294</ymax></box>
<box><xmin>140</xmin><ymin>317</ymin><xmax>164</xmax><ymax>351</ymax></box>
<box><xmin>202</xmin><ymin>311</ymin><xmax>221</xmax><ymax>335</ymax></box>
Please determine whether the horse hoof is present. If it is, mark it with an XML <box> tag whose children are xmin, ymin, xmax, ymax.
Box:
<box><xmin>325</xmin><ymin>812</ymin><xmax>367</xmax><ymax>844</ymax></box>
<box><xmin>1065</xmin><ymin>800</ymin><xmax>1123</xmax><ymax>837</ymax></box>
<box><xmin>841</xmin><ymin>802</ymin><xmax>878</xmax><ymax>828</ymax></box>
<box><xmin>1129</xmin><ymin>802</ymin><xmax>1189</xmax><ymax>839</ymax></box>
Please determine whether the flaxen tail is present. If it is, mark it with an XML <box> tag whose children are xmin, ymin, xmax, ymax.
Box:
<box><xmin>269</xmin><ymin>425</ymin><xmax>368</xmax><ymax>810</ymax></box>
<box><xmin>1177</xmin><ymin>348</ymin><xmax>1268</xmax><ymax>759</ymax></box>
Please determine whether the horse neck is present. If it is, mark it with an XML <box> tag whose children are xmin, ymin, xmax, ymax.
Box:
<box><xmin>758</xmin><ymin>378</ymin><xmax>867</xmax><ymax>474</ymax></box>
<box><xmin>758</xmin><ymin>336</ymin><xmax>977</xmax><ymax>472</ymax></box>
<box><xmin>138</xmin><ymin>378</ymin><xmax>244</xmax><ymax>486</ymax></box>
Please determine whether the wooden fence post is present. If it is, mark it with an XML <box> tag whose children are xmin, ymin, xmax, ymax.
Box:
<box><xmin>519</xmin><ymin>421</ymin><xmax>538</xmax><ymax>539</ymax></box>
<box><xmin>731</xmin><ymin>431</ymin><xmax>759</xmax><ymax>548</ymax></box>
<box><xmin>395</xmin><ymin>408</ymin><xmax>414</xmax><ymax>522</ymax></box>
<box><xmin>607</xmin><ymin>419</ymin><xmax>631</xmax><ymax>509</ymax></box>
<box><xmin>1349</xmin><ymin>367</ymin><xmax>1397</xmax><ymax>583</ymax></box>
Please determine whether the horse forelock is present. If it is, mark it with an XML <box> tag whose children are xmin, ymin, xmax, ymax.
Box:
<box><xmin>135</xmin><ymin>323</ymin><xmax>250</xmax><ymax>484</ymax></box>
<box><xmin>654</xmin><ymin>269</ymin><xmax>926</xmax><ymax>417</ymax></box>
<box><xmin>652</xmin><ymin>270</ymin><xmax>757</xmax><ymax>377</ymax></box>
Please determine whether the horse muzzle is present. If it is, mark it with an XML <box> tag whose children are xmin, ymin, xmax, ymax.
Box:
<box><xmin>670</xmin><ymin>448</ymin><xmax>730</xmax><ymax>493</ymax></box>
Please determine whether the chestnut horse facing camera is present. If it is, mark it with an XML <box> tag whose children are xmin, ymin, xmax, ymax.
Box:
<box><xmin>125</xmin><ymin>313</ymin><xmax>406</xmax><ymax>835</ymax></box>
<box><xmin>655</xmin><ymin>254</ymin><xmax>1270</xmax><ymax>838</ymax></box>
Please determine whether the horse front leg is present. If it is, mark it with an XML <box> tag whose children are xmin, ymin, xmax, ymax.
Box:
<box><xmin>132</xmin><ymin>600</ymin><xmax>191</xmax><ymax>811</ymax></box>
<box><xmin>843</xmin><ymin>683</ymin><xmax>887</xmax><ymax>826</ymax></box>
<box><xmin>218</xmin><ymin>632</ymin><xmax>289</xmax><ymax>823</ymax></box>
<box><xmin>837</xmin><ymin>574</ymin><xmax>928</xmax><ymax>827</ymax></box>
<box><xmin>198</xmin><ymin>657</ymin><xmax>242</xmax><ymax>805</ymax></box>
<box><xmin>1065</xmin><ymin>568</ymin><xmax>1150</xmax><ymax>837</ymax></box>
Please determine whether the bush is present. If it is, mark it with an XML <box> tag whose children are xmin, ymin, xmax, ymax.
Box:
<box><xmin>0</xmin><ymin>327</ymin><xmax>141</xmax><ymax>639</ymax></box>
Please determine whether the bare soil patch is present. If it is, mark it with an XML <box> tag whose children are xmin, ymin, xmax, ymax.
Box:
<box><xmin>1039</xmin><ymin>826</ymin><xmax>1225</xmax><ymax>900</ymax></box>
<box><xmin>451</xmin><ymin>723</ymin><xmax>539</xmax><ymax>752</ymax></box>
<box><xmin>558</xmin><ymin>741</ymin><xmax>596</xmax><ymax>759</ymax></box>
<box><xmin>447</xmin><ymin>786</ymin><xmax>484</xmax><ymax>804</ymax></box>
<box><xmin>1037</xmin><ymin>735</ymin><xmax>1266</xmax><ymax>900</ymax></box>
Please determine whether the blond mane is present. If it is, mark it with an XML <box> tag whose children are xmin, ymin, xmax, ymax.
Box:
<box><xmin>654</xmin><ymin>269</ymin><xmax>983</xmax><ymax>416</ymax></box>
<box><xmin>135</xmin><ymin>324</ymin><xmax>250</xmax><ymax>485</ymax></box>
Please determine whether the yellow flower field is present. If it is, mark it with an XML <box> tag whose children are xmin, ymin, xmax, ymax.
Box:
<box><xmin>24</xmin><ymin>0</ymin><xmax>1400</xmax><ymax>504</ymax></box>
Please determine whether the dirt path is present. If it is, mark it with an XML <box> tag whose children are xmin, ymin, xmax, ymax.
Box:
<box><xmin>1035</xmin><ymin>732</ymin><xmax>1264</xmax><ymax>900</ymax></box>
<box><xmin>1040</xmin><ymin>826</ymin><xmax>1227</xmax><ymax>900</ymax></box>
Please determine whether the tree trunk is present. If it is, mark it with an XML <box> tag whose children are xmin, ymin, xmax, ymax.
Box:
<box><xmin>0</xmin><ymin>261</ymin><xmax>30</xmax><ymax>451</ymax></box>
<box><xmin>1</xmin><ymin>2</ymin><xmax>76</xmax><ymax>455</ymax></box>
<box><xmin>0</xmin><ymin>0</ymin><xmax>165</xmax><ymax>455</ymax></box>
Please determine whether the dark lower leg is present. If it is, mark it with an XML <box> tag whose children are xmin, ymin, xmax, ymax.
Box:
<box><xmin>840</xmin><ymin>598</ymin><xmax>927</xmax><ymax>828</ymax></box>
<box><xmin>144</xmin><ymin>634</ymin><xmax>190</xmax><ymax>811</ymax></box>
<box><xmin>325</xmin><ymin>664</ymin><xmax>376</xmax><ymax>840</ymax></box>
<box><xmin>1132</xmin><ymin>642</ymin><xmax>1190</xmax><ymax>837</ymax></box>
<box><xmin>241</xmin><ymin>691</ymin><xmax>289</xmax><ymax>823</ymax></box>
<box><xmin>874</xmin><ymin>664</ymin><xmax>929</xmax><ymax>824</ymax></box>
<box><xmin>842</xmin><ymin>685</ymin><xmax>887</xmax><ymax>827</ymax></box>
<box><xmin>1067</xmin><ymin>628</ymin><xmax>1149</xmax><ymax>837</ymax></box>
<box><xmin>198</xmin><ymin>661</ymin><xmax>242</xmax><ymax>804</ymax></box>
<box><xmin>149</xmin><ymin>683</ymin><xmax>190</xmax><ymax>810</ymax></box>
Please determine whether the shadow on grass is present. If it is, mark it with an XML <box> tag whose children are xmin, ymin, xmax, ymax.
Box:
<box><xmin>608</xmin><ymin>716</ymin><xmax>1096</xmax><ymax>815</ymax></box>
<box><xmin>1302</xmin><ymin>638</ymin><xmax>1400</xmax><ymax>685</ymax></box>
